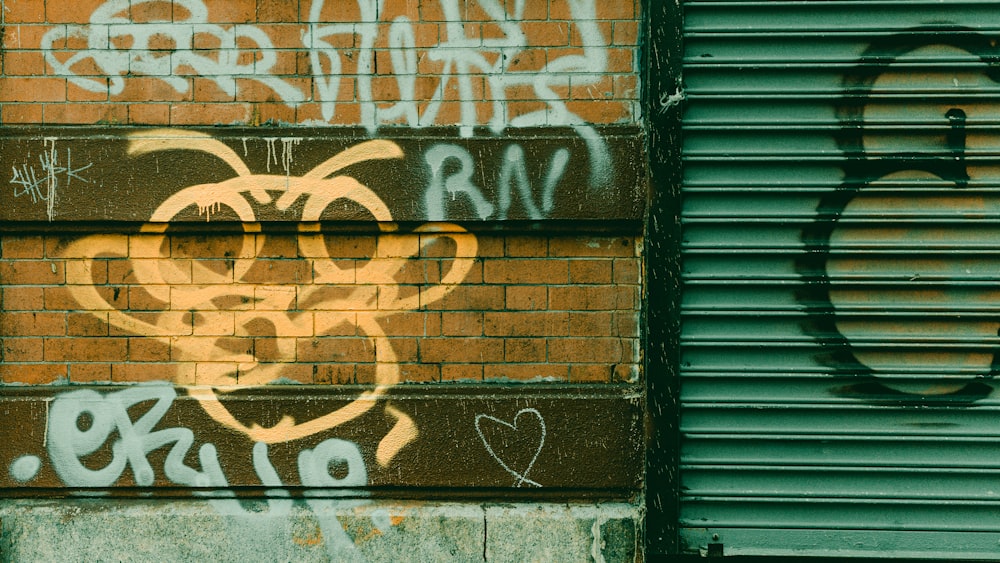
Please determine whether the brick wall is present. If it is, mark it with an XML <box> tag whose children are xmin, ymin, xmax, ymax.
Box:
<box><xmin>0</xmin><ymin>232</ymin><xmax>640</xmax><ymax>386</ymax></box>
<box><xmin>0</xmin><ymin>0</ymin><xmax>640</xmax><ymax>128</ymax></box>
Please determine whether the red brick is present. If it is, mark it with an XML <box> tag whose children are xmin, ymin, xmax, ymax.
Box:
<box><xmin>387</xmin><ymin>337</ymin><xmax>419</xmax><ymax>362</ymax></box>
<box><xmin>117</xmin><ymin>77</ymin><xmax>193</xmax><ymax>102</ymax></box>
<box><xmin>509</xmin><ymin>0</ymin><xmax>547</xmax><ymax>20</ymax></box>
<box><xmin>596</xmin><ymin>0</ymin><xmax>637</xmax><ymax>20</ymax></box>
<box><xmin>3</xmin><ymin>51</ymin><xmax>47</xmax><ymax>76</ymax></box>
<box><xmin>615</xmin><ymin>311</ymin><xmax>640</xmax><ymax>338</ymax></box>
<box><xmin>45</xmin><ymin>337</ymin><xmax>127</xmax><ymax>361</ymax></box>
<box><xmin>549</xmin><ymin>285</ymin><xmax>636</xmax><ymax>311</ymax></box>
<box><xmin>484</xmin><ymin>363</ymin><xmax>568</xmax><ymax>381</ymax></box>
<box><xmin>484</xmin><ymin>311</ymin><xmax>568</xmax><ymax>337</ymax></box>
<box><xmin>1</xmin><ymin>363</ymin><xmax>67</xmax><ymax>384</ymax></box>
<box><xmin>240</xmin><ymin>259</ymin><xmax>311</xmax><ymax>284</ymax></box>
<box><xmin>380</xmin><ymin>312</ymin><xmax>435</xmax><ymax>336</ymax></box>
<box><xmin>505</xmin><ymin>236</ymin><xmax>547</xmax><ymax>257</ymax></box>
<box><xmin>355</xmin><ymin>363</ymin><xmax>377</xmax><ymax>384</ymax></box>
<box><xmin>613</xmin><ymin>257</ymin><xmax>641</xmax><ymax>283</ymax></box>
<box><xmin>420</xmin><ymin>337</ymin><xmax>503</xmax><ymax>363</ymax></box>
<box><xmin>4</xmin><ymin>25</ymin><xmax>51</xmax><ymax>49</ymax></box>
<box><xmin>0</xmin><ymin>312</ymin><xmax>65</xmax><ymax>336</ymax></box>
<box><xmin>613</xmin><ymin>75</ymin><xmax>638</xmax><ymax>100</ymax></box>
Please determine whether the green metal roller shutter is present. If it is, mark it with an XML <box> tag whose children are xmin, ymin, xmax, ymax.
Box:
<box><xmin>680</xmin><ymin>1</ymin><xmax>1000</xmax><ymax>558</ymax></box>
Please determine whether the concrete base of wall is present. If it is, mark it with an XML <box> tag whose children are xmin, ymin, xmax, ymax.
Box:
<box><xmin>0</xmin><ymin>499</ymin><xmax>641</xmax><ymax>562</ymax></box>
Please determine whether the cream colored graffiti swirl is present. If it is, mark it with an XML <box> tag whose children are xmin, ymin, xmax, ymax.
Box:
<box><xmin>60</xmin><ymin>129</ymin><xmax>477</xmax><ymax>464</ymax></box>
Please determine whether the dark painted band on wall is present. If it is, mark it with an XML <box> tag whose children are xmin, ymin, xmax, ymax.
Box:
<box><xmin>0</xmin><ymin>126</ymin><xmax>645</xmax><ymax>224</ymax></box>
<box><xmin>0</xmin><ymin>384</ymin><xmax>643</xmax><ymax>497</ymax></box>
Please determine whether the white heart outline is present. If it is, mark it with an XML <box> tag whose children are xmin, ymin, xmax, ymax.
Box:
<box><xmin>474</xmin><ymin>408</ymin><xmax>545</xmax><ymax>488</ymax></box>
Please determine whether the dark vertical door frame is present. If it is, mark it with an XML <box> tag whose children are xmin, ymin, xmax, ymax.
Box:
<box><xmin>643</xmin><ymin>0</ymin><xmax>684</xmax><ymax>556</ymax></box>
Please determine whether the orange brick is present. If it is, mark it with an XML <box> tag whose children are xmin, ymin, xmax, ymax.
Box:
<box><xmin>504</xmin><ymin>236</ymin><xmax>547</xmax><ymax>257</ymax></box>
<box><xmin>70</xmin><ymin>363</ymin><xmax>112</xmax><ymax>383</ymax></box>
<box><xmin>255</xmin><ymin>102</ymin><xmax>297</xmax><ymax>125</ymax></box>
<box><xmin>569</xmin><ymin>259</ymin><xmax>613</xmax><ymax>283</ymax></box>
<box><xmin>2</xmin><ymin>287</ymin><xmax>44</xmax><ymax>310</ymax></box>
<box><xmin>117</xmin><ymin>77</ymin><xmax>193</xmax><ymax>102</ymax></box>
<box><xmin>387</xmin><ymin>337</ymin><xmax>419</xmax><ymax>362</ymax></box>
<box><xmin>505</xmin><ymin>286</ymin><xmax>547</xmax><ymax>310</ymax></box>
<box><xmin>50</xmin><ymin>234</ymin><xmax>128</xmax><ymax>258</ymax></box>
<box><xmin>441</xmin><ymin>312</ymin><xmax>483</xmax><ymax>336</ymax></box>
<box><xmin>44</xmin><ymin>336</ymin><xmax>127</xmax><ymax>361</ymax></box>
<box><xmin>66</xmin><ymin>260</ymin><xmax>108</xmax><ymax>285</ymax></box>
<box><xmin>128</xmin><ymin>286</ymin><xmax>169</xmax><ymax>311</ymax></box>
<box><xmin>4</xmin><ymin>25</ymin><xmax>51</xmax><ymax>49</ymax></box>
<box><xmin>381</xmin><ymin>312</ymin><xmax>435</xmax><ymax>336</ymax></box>
<box><xmin>549</xmin><ymin>236</ymin><xmax>635</xmax><ymax>257</ymax></box>
<box><xmin>596</xmin><ymin>0</ymin><xmax>637</xmax><ymax>20</ymax></box>
<box><xmin>1</xmin><ymin>363</ymin><xmax>67</xmax><ymax>384</ymax></box>
<box><xmin>569</xmin><ymin>312</ymin><xmax>613</xmax><ymax>337</ymax></box>
<box><xmin>2</xmin><ymin>337</ymin><xmax>44</xmax><ymax>361</ymax></box>
<box><xmin>504</xmin><ymin>338</ymin><xmax>546</xmax><ymax>362</ymax></box>
<box><xmin>112</xmin><ymin>363</ymin><xmax>179</xmax><ymax>382</ymax></box>
<box><xmin>46</xmin><ymin>0</ymin><xmax>107</xmax><ymax>22</ymax></box>
<box><xmin>549</xmin><ymin>285</ymin><xmax>636</xmax><ymax>311</ymax></box>
<box><xmin>193</xmin><ymin>77</ymin><xmax>237</xmax><ymax>102</ymax></box>
<box><xmin>612</xmin><ymin>21</ymin><xmax>640</xmax><ymax>46</ymax></box>
<box><xmin>171</xmin><ymin>336</ymin><xmax>253</xmax><ymax>362</ymax></box>
<box><xmin>355</xmin><ymin>363</ymin><xmax>377</xmax><ymax>384</ymax></box>
<box><xmin>484</xmin><ymin>312</ymin><xmax>568</xmax><ymax>337</ymax></box>
<box><xmin>548</xmin><ymin>337</ymin><xmax>634</xmax><ymax>363</ymax></box>
<box><xmin>68</xmin><ymin>312</ymin><xmax>109</xmax><ymax>336</ymax></box>
<box><xmin>508</xmin><ymin>0</ymin><xmax>547</xmax><ymax>19</ymax></box>
<box><xmin>570</xmin><ymin>22</ymin><xmax>612</xmax><ymax>48</ymax></box>
<box><xmin>484</xmin><ymin>259</ymin><xmax>568</xmax><ymax>284</ymax></box>
<box><xmin>240</xmin><ymin>259</ymin><xmax>311</xmax><ymax>284</ymax></box>
<box><xmin>522</xmin><ymin>22</ymin><xmax>570</xmax><ymax>46</ymax></box>
<box><xmin>564</xmin><ymin>99</ymin><xmax>630</xmax><ymax>123</ymax></box>
<box><xmin>0</xmin><ymin>77</ymin><xmax>65</xmax><ymax>102</ymax></box>
<box><xmin>204</xmin><ymin>0</ymin><xmax>256</xmax><ymax>23</ymax></box>
<box><xmin>420</xmin><ymin>337</ymin><xmax>502</xmax><ymax>363</ymax></box>
<box><xmin>129</xmin><ymin>337</ymin><xmax>171</xmax><ymax>362</ymax></box>
<box><xmin>314</xmin><ymin>363</ymin><xmax>356</xmax><ymax>384</ymax></box>
<box><xmin>613</xmin><ymin>74</ymin><xmax>638</xmax><ymax>100</ymax></box>
<box><xmin>170</xmin><ymin>102</ymin><xmax>252</xmax><ymax>125</ymax></box>
<box><xmin>3</xmin><ymin>51</ymin><xmax>47</xmax><ymax>76</ymax></box>
<box><xmin>615</xmin><ymin>311</ymin><xmax>640</xmax><ymax>338</ymax></box>
<box><xmin>571</xmin><ymin>75</ymin><xmax>614</xmax><ymax>100</ymax></box>
<box><xmin>484</xmin><ymin>363</ymin><xmax>568</xmax><ymax>381</ymax></box>
<box><xmin>257</xmin><ymin>0</ymin><xmax>300</xmax><ymax>22</ymax></box>
<box><xmin>0</xmin><ymin>260</ymin><xmax>64</xmax><ymax>284</ymax></box>
<box><xmin>423</xmin><ymin>285</ymin><xmax>505</xmax><ymax>310</ymax></box>
<box><xmin>107</xmin><ymin>312</ymin><xmax>190</xmax><ymax>337</ymax></box>
<box><xmin>297</xmin><ymin>337</ymin><xmax>375</xmax><ymax>363</ymax></box>
<box><xmin>2</xmin><ymin>237</ymin><xmax>44</xmax><ymax>258</ymax></box>
<box><xmin>398</xmin><ymin>363</ymin><xmax>439</xmax><ymax>382</ymax></box>
<box><xmin>174</xmin><ymin>234</ymin><xmax>254</xmax><ymax>259</ymax></box>
<box><xmin>6</xmin><ymin>1</ymin><xmax>46</xmax><ymax>23</ymax></box>
<box><xmin>613</xmin><ymin>363</ymin><xmax>640</xmax><ymax>383</ymax></box>
<box><xmin>441</xmin><ymin>363</ymin><xmax>482</xmax><ymax>381</ymax></box>
<box><xmin>128</xmin><ymin>103</ymin><xmax>172</xmax><ymax>125</ymax></box>
<box><xmin>45</xmin><ymin>103</ymin><xmax>128</xmax><ymax>125</ymax></box>
<box><xmin>3</xmin><ymin>103</ymin><xmax>44</xmax><ymax>123</ymax></box>
<box><xmin>569</xmin><ymin>364</ymin><xmax>612</xmax><ymax>382</ymax></box>
<box><xmin>613</xmin><ymin>257</ymin><xmax>641</xmax><ymax>284</ymax></box>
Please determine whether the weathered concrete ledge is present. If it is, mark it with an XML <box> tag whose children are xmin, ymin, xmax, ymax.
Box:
<box><xmin>0</xmin><ymin>500</ymin><xmax>641</xmax><ymax>562</ymax></box>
